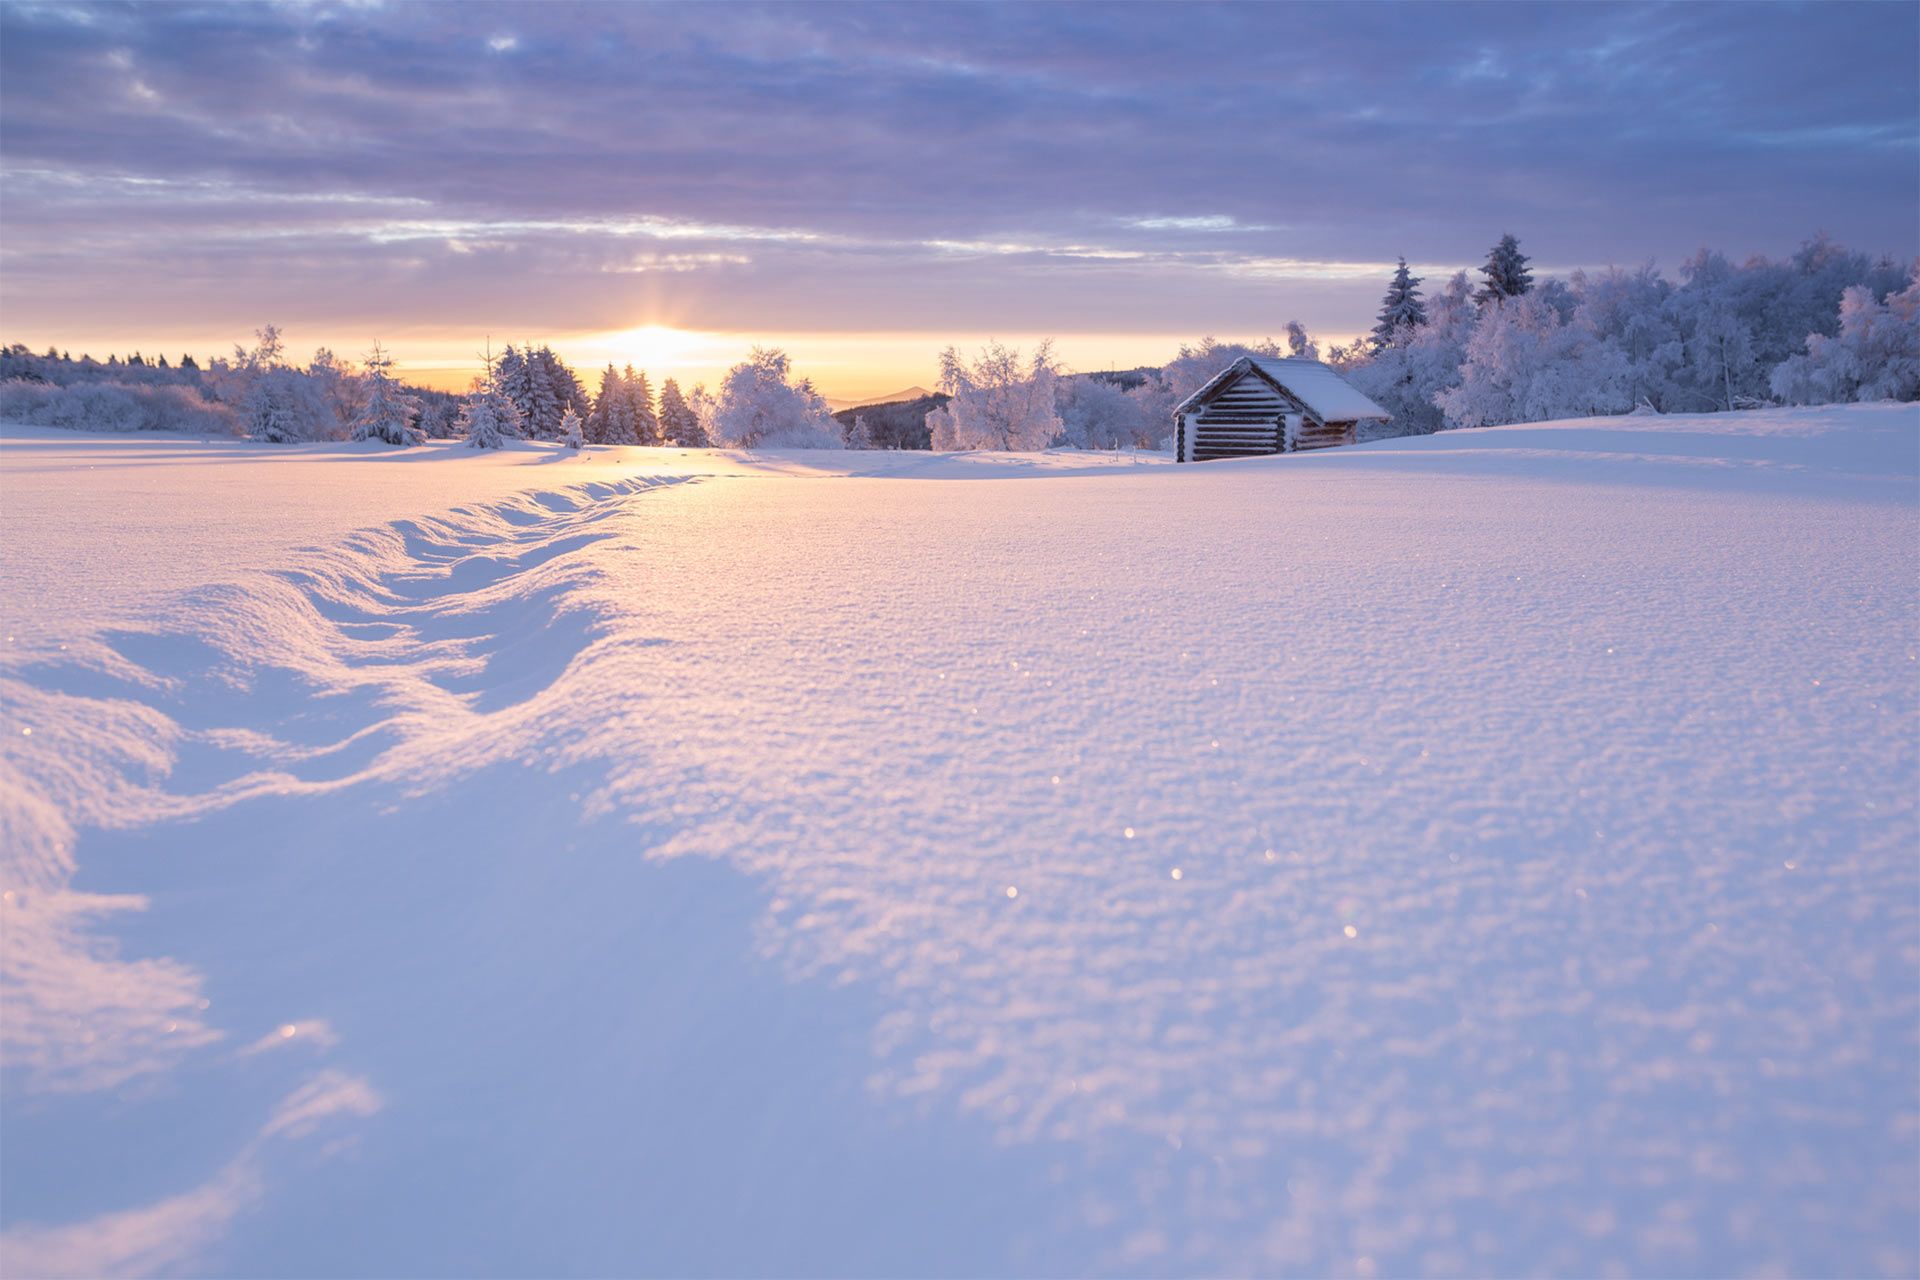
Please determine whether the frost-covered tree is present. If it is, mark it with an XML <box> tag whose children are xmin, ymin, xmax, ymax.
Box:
<box><xmin>709</xmin><ymin>347</ymin><xmax>841</xmax><ymax>447</ymax></box>
<box><xmin>1475</xmin><ymin>234</ymin><xmax>1534</xmax><ymax>307</ymax></box>
<box><xmin>536</xmin><ymin>345</ymin><xmax>589</xmax><ymax>425</ymax></box>
<box><xmin>587</xmin><ymin>365</ymin><xmax>636</xmax><ymax>444</ymax></box>
<box><xmin>1371</xmin><ymin>257</ymin><xmax>1428</xmax><ymax>348</ymax></box>
<box><xmin>1436</xmin><ymin>290</ymin><xmax>1632</xmax><ymax>427</ymax></box>
<box><xmin>305</xmin><ymin>346</ymin><xmax>360</xmax><ymax>436</ymax></box>
<box><xmin>1771</xmin><ymin>267</ymin><xmax>1920</xmax><ymax>404</ymax></box>
<box><xmin>349</xmin><ymin>343</ymin><xmax>423</xmax><ymax>445</ymax></box>
<box><xmin>929</xmin><ymin>340</ymin><xmax>1063</xmax><ymax>450</ymax></box>
<box><xmin>624</xmin><ymin>365</ymin><xmax>659</xmax><ymax>444</ymax></box>
<box><xmin>686</xmin><ymin>383</ymin><xmax>717</xmax><ymax>443</ymax></box>
<box><xmin>1056</xmin><ymin>374</ymin><xmax>1151</xmax><ymax>450</ymax></box>
<box><xmin>1668</xmin><ymin>251</ymin><xmax>1760</xmax><ymax>412</ymax></box>
<box><xmin>1337</xmin><ymin>271</ymin><xmax>1478</xmax><ymax>436</ymax></box>
<box><xmin>1568</xmin><ymin>265</ymin><xmax>1684</xmax><ymax>411</ymax></box>
<box><xmin>226</xmin><ymin>325</ymin><xmax>335</xmax><ymax>442</ymax></box>
<box><xmin>524</xmin><ymin>351</ymin><xmax>561</xmax><ymax>439</ymax></box>
<box><xmin>657</xmin><ymin>377</ymin><xmax>706</xmax><ymax>446</ymax></box>
<box><xmin>560</xmin><ymin>405</ymin><xmax>585</xmax><ymax>449</ymax></box>
<box><xmin>240</xmin><ymin>368</ymin><xmax>321</xmax><ymax>442</ymax></box>
<box><xmin>460</xmin><ymin>352</ymin><xmax>521</xmax><ymax>449</ymax></box>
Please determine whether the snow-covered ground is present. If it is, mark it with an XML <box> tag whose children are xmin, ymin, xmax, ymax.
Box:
<box><xmin>2</xmin><ymin>405</ymin><xmax>1915</xmax><ymax>1278</ymax></box>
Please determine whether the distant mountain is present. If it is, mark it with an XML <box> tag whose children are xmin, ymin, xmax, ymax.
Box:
<box><xmin>824</xmin><ymin>385</ymin><xmax>934</xmax><ymax>412</ymax></box>
<box><xmin>830</xmin><ymin>390</ymin><xmax>950</xmax><ymax>450</ymax></box>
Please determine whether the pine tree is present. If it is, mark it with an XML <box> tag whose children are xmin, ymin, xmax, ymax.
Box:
<box><xmin>658</xmin><ymin>378</ymin><xmax>707</xmax><ymax>446</ymax></box>
<box><xmin>537</xmin><ymin>346</ymin><xmax>588</xmax><ymax>426</ymax></box>
<box><xmin>560</xmin><ymin>405</ymin><xmax>585</xmax><ymax>449</ymax></box>
<box><xmin>523</xmin><ymin>350</ymin><xmax>560</xmax><ymax>438</ymax></box>
<box><xmin>624</xmin><ymin>364</ymin><xmax>658</xmax><ymax>444</ymax></box>
<box><xmin>590</xmin><ymin>366</ymin><xmax>639</xmax><ymax>444</ymax></box>
<box><xmin>179</xmin><ymin>353</ymin><xmax>196</xmax><ymax>370</ymax></box>
<box><xmin>586</xmin><ymin>365</ymin><xmax>621</xmax><ymax>444</ymax></box>
<box><xmin>461</xmin><ymin>363</ymin><xmax>518</xmax><ymax>449</ymax></box>
<box><xmin>350</xmin><ymin>343</ymin><xmax>424</xmax><ymax>445</ymax></box>
<box><xmin>1475</xmin><ymin>234</ymin><xmax>1534</xmax><ymax>306</ymax></box>
<box><xmin>1371</xmin><ymin>257</ymin><xmax>1429</xmax><ymax>348</ymax></box>
<box><xmin>495</xmin><ymin>343</ymin><xmax>533</xmax><ymax>429</ymax></box>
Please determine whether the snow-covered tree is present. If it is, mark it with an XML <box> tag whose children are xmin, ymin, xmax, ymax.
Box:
<box><xmin>460</xmin><ymin>352</ymin><xmax>521</xmax><ymax>449</ymax></box>
<box><xmin>560</xmin><ymin>405</ymin><xmax>585</xmax><ymax>449</ymax></box>
<box><xmin>1475</xmin><ymin>233</ymin><xmax>1534</xmax><ymax>306</ymax></box>
<box><xmin>1436</xmin><ymin>290</ymin><xmax>1632</xmax><ymax>427</ymax></box>
<box><xmin>624</xmin><ymin>364</ymin><xmax>659</xmax><ymax>444</ymax></box>
<box><xmin>524</xmin><ymin>351</ymin><xmax>561</xmax><ymax>439</ymax></box>
<box><xmin>588</xmin><ymin>365</ymin><xmax>636</xmax><ymax>444</ymax></box>
<box><xmin>225</xmin><ymin>325</ymin><xmax>336</xmax><ymax>442</ymax></box>
<box><xmin>306</xmin><ymin>346</ymin><xmax>360</xmax><ymax>434</ymax></box>
<box><xmin>929</xmin><ymin>340</ymin><xmax>1063</xmax><ymax>451</ymax></box>
<box><xmin>1336</xmin><ymin>271</ymin><xmax>1477</xmax><ymax>436</ymax></box>
<box><xmin>536</xmin><ymin>345</ymin><xmax>590</xmax><ymax>426</ymax></box>
<box><xmin>349</xmin><ymin>343</ymin><xmax>423</xmax><ymax>445</ymax></box>
<box><xmin>1569</xmin><ymin>265</ymin><xmax>1685</xmax><ymax>411</ymax></box>
<box><xmin>1055</xmin><ymin>374</ymin><xmax>1151</xmax><ymax>450</ymax></box>
<box><xmin>1771</xmin><ymin>266</ymin><xmax>1920</xmax><ymax>404</ymax></box>
<box><xmin>1667</xmin><ymin>251</ymin><xmax>1761</xmax><ymax>412</ymax></box>
<box><xmin>685</xmin><ymin>383</ymin><xmax>717</xmax><ymax>443</ymax></box>
<box><xmin>1371</xmin><ymin>257</ymin><xmax>1428</xmax><ymax>348</ymax></box>
<box><xmin>709</xmin><ymin>347</ymin><xmax>840</xmax><ymax>448</ymax></box>
<box><xmin>658</xmin><ymin>377</ymin><xmax>706</xmax><ymax>446</ymax></box>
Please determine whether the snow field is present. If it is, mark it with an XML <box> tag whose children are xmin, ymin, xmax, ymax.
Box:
<box><xmin>1</xmin><ymin>404</ymin><xmax>1915</xmax><ymax>1276</ymax></box>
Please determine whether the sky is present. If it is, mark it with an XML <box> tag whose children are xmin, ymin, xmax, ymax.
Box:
<box><xmin>1</xmin><ymin>1</ymin><xmax>1915</xmax><ymax>402</ymax></box>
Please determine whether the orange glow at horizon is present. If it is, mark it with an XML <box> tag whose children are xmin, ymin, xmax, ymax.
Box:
<box><xmin>18</xmin><ymin>324</ymin><xmax>1369</xmax><ymax>406</ymax></box>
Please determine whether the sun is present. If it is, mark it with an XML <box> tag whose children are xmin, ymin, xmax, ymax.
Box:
<box><xmin>606</xmin><ymin>324</ymin><xmax>699</xmax><ymax>372</ymax></box>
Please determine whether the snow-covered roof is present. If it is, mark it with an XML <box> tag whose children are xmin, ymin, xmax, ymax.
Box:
<box><xmin>1176</xmin><ymin>356</ymin><xmax>1390</xmax><ymax>422</ymax></box>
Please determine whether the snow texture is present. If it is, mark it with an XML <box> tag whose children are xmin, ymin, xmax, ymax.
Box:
<box><xmin>1</xmin><ymin>405</ymin><xmax>1915</xmax><ymax>1278</ymax></box>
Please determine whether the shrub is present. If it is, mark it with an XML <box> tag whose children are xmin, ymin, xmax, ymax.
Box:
<box><xmin>0</xmin><ymin>378</ymin><xmax>239</xmax><ymax>434</ymax></box>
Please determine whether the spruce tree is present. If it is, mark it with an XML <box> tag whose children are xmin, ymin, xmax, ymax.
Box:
<box><xmin>560</xmin><ymin>406</ymin><xmax>585</xmax><ymax>449</ymax></box>
<box><xmin>624</xmin><ymin>364</ymin><xmax>658</xmax><ymax>444</ymax></box>
<box><xmin>587</xmin><ymin>365</ymin><xmax>621</xmax><ymax>444</ymax></box>
<box><xmin>658</xmin><ymin>378</ymin><xmax>706</xmax><ymax>446</ymax></box>
<box><xmin>1371</xmin><ymin>257</ymin><xmax>1429</xmax><ymax>348</ymax></box>
<box><xmin>593</xmin><ymin>366</ymin><xmax>638</xmax><ymax>444</ymax></box>
<box><xmin>350</xmin><ymin>343</ymin><xmax>424</xmax><ymax>445</ymax></box>
<box><xmin>1475</xmin><ymin>234</ymin><xmax>1534</xmax><ymax>306</ymax></box>
<box><xmin>461</xmin><ymin>359</ymin><xmax>519</xmax><ymax>449</ymax></box>
<box><xmin>524</xmin><ymin>350</ymin><xmax>560</xmax><ymax>438</ymax></box>
<box><xmin>495</xmin><ymin>344</ymin><xmax>533</xmax><ymax>429</ymax></box>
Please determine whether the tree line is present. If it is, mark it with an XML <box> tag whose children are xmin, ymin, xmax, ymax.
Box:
<box><xmin>4</xmin><ymin>231</ymin><xmax>1913</xmax><ymax>450</ymax></box>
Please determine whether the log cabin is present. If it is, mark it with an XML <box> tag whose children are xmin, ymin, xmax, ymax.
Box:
<box><xmin>1173</xmin><ymin>356</ymin><xmax>1389</xmax><ymax>462</ymax></box>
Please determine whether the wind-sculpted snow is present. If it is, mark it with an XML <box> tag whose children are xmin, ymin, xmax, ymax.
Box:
<box><xmin>1</xmin><ymin>406</ymin><xmax>1915</xmax><ymax>1277</ymax></box>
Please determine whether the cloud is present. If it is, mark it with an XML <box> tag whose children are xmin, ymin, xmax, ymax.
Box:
<box><xmin>0</xmin><ymin>1</ymin><xmax>1912</xmax><ymax>345</ymax></box>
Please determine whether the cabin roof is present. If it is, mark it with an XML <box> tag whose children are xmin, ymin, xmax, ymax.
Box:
<box><xmin>1175</xmin><ymin>356</ymin><xmax>1389</xmax><ymax>422</ymax></box>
